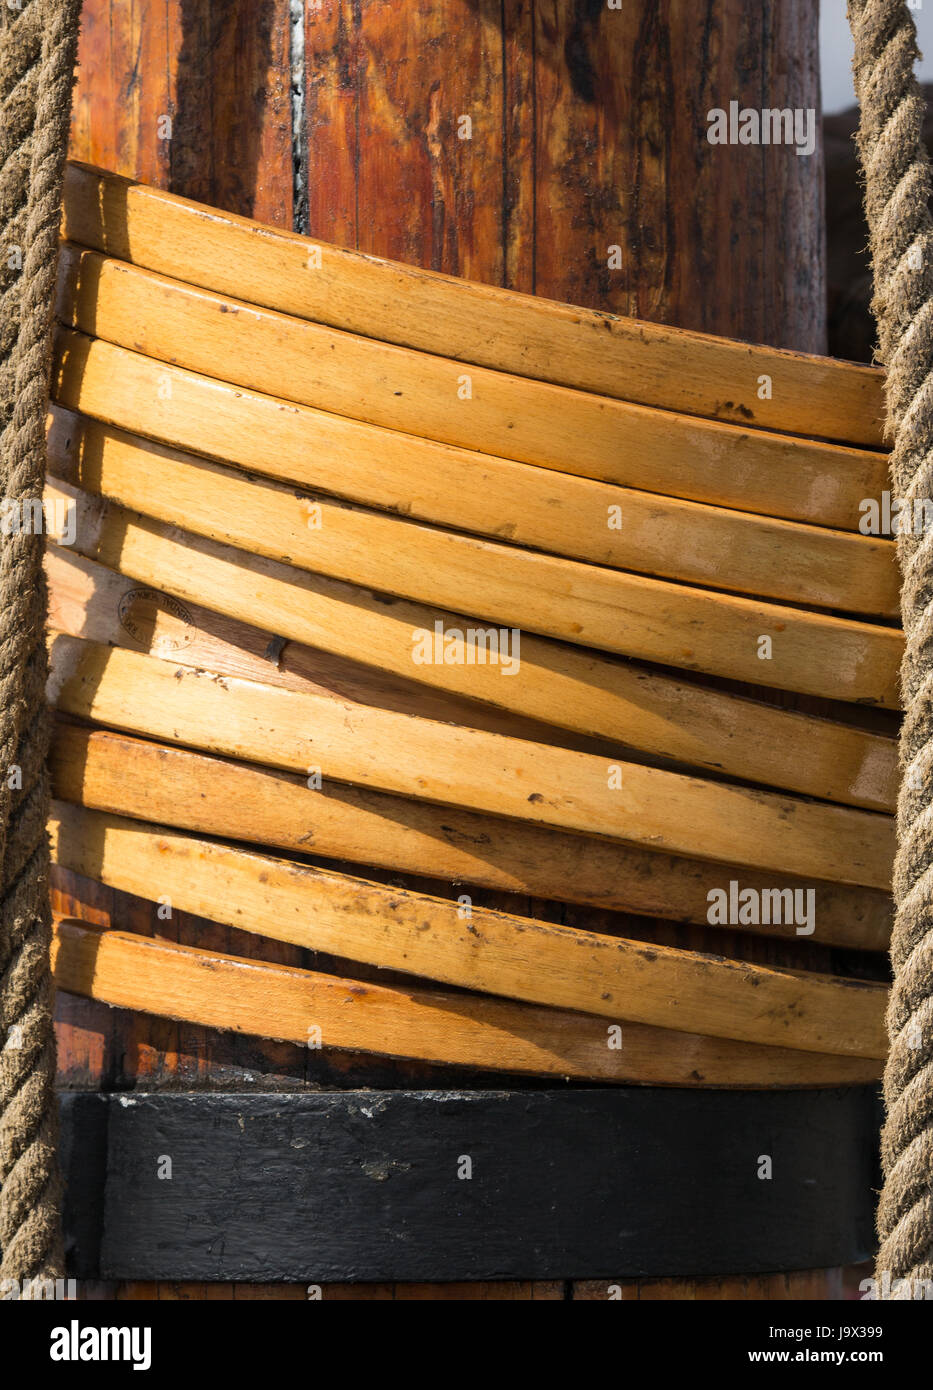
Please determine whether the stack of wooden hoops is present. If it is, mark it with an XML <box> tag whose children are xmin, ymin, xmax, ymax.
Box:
<box><xmin>44</xmin><ymin>161</ymin><xmax>896</xmax><ymax>1089</ymax></box>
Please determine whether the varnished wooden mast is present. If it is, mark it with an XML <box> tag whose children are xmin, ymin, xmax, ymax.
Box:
<box><xmin>59</xmin><ymin>0</ymin><xmax>858</xmax><ymax>1300</ymax></box>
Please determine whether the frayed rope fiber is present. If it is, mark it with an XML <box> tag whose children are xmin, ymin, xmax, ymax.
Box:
<box><xmin>0</xmin><ymin>0</ymin><xmax>81</xmax><ymax>1289</ymax></box>
<box><xmin>849</xmin><ymin>0</ymin><xmax>933</xmax><ymax>1293</ymax></box>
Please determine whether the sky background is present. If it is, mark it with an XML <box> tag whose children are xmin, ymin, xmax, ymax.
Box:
<box><xmin>821</xmin><ymin>0</ymin><xmax>933</xmax><ymax>111</ymax></box>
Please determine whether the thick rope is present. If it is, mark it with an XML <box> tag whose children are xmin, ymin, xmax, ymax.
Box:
<box><xmin>0</xmin><ymin>0</ymin><xmax>80</xmax><ymax>1292</ymax></box>
<box><xmin>848</xmin><ymin>0</ymin><xmax>933</xmax><ymax>1294</ymax></box>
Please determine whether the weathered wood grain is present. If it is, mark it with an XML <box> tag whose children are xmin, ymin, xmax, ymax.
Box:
<box><xmin>45</xmin><ymin>546</ymin><xmax>622</xmax><ymax>757</ymax></box>
<box><xmin>43</xmin><ymin>383</ymin><xmax>904</xmax><ymax>707</ymax></box>
<box><xmin>43</xmin><ymin>500</ymin><xmax>900</xmax><ymax>811</ymax></box>
<box><xmin>50</xmin><ymin>922</ymin><xmax>882</xmax><ymax>1088</ymax></box>
<box><xmin>48</xmin><ymin>803</ymin><xmax>888</xmax><ymax>1057</ymax></box>
<box><xmin>50</xmin><ymin>920</ymin><xmax>671</xmax><ymax>1084</ymax></box>
<box><xmin>532</xmin><ymin>2</ymin><xmax>826</xmax><ymax>352</ymax></box>
<box><xmin>51</xmin><ymin>864</ymin><xmax>524</xmax><ymax>1095</ymax></box>
<box><xmin>300</xmin><ymin>1</ymin><xmax>827</xmax><ymax>358</ymax></box>
<box><xmin>49</xmin><ymin>725</ymin><xmax>893</xmax><ymax>951</ymax></box>
<box><xmin>62</xmin><ymin>158</ymin><xmax>883</xmax><ymax>445</ymax></box>
<box><xmin>46</xmin><ymin>635</ymin><xmax>897</xmax><ymax>888</ymax></box>
<box><xmin>62</xmin><ymin>0</ymin><xmax>342</xmax><ymax>1117</ymax></box>
<box><xmin>69</xmin><ymin>3</ymin><xmax>293</xmax><ymax>227</ymax></box>
<box><xmin>55</xmin><ymin>249</ymin><xmax>887</xmax><ymax>532</ymax></box>
<box><xmin>43</xmin><ymin>326</ymin><xmax>899</xmax><ymax>615</ymax></box>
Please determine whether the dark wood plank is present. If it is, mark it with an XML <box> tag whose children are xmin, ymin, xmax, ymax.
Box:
<box><xmin>571</xmin><ymin>1270</ymin><xmax>845</xmax><ymax>1300</ymax></box>
<box><xmin>76</xmin><ymin>1273</ymin><xmax>844</xmax><ymax>1300</ymax></box>
<box><xmin>76</xmin><ymin>1279</ymin><xmax>566</xmax><ymax>1299</ymax></box>
<box><xmin>59</xmin><ymin>1089</ymin><xmax>879</xmax><ymax>1282</ymax></box>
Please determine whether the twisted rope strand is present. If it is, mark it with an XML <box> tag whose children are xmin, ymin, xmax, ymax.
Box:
<box><xmin>848</xmin><ymin>0</ymin><xmax>933</xmax><ymax>1293</ymax></box>
<box><xmin>0</xmin><ymin>0</ymin><xmax>81</xmax><ymax>1292</ymax></box>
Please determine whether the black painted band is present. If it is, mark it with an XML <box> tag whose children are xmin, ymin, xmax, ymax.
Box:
<box><xmin>60</xmin><ymin>1087</ymin><xmax>880</xmax><ymax>1281</ymax></box>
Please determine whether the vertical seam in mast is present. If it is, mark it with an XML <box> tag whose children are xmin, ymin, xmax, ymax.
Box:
<box><xmin>289</xmin><ymin>0</ymin><xmax>308</xmax><ymax>236</ymax></box>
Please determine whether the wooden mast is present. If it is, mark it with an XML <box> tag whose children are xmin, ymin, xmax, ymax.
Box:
<box><xmin>302</xmin><ymin>0</ymin><xmax>825</xmax><ymax>350</ymax></box>
<box><xmin>57</xmin><ymin>0</ymin><xmax>857</xmax><ymax>1300</ymax></box>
